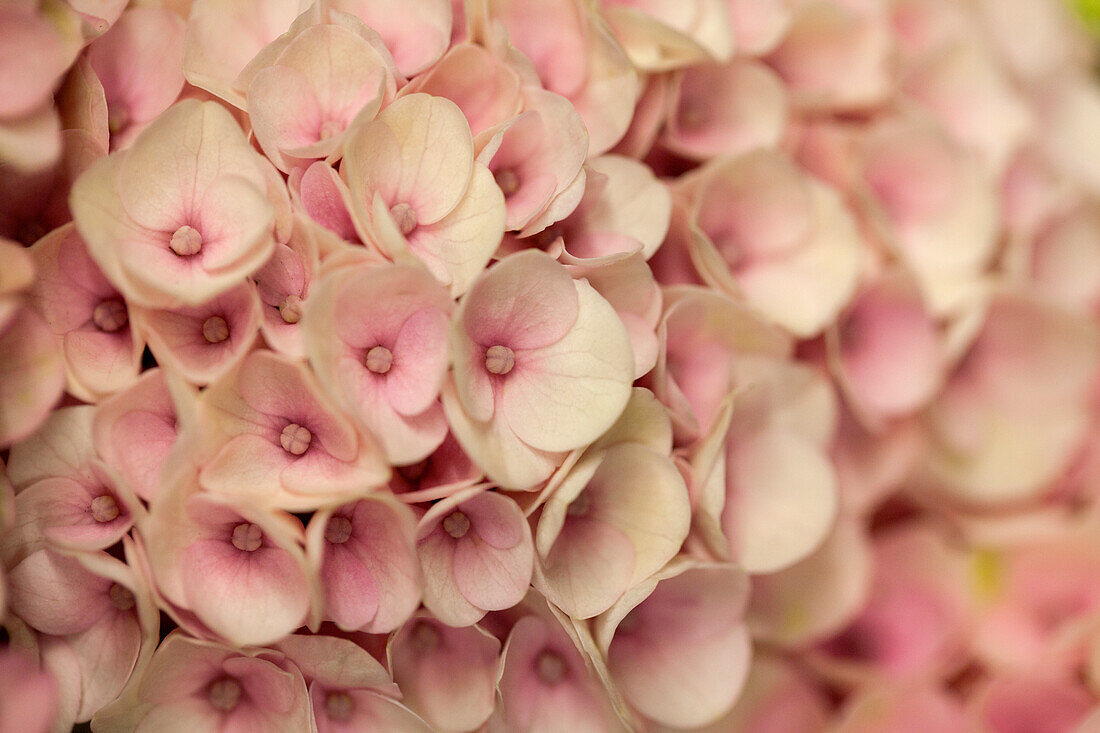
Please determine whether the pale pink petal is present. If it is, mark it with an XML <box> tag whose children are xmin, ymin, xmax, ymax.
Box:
<box><xmin>402</xmin><ymin>43</ymin><xmax>522</xmax><ymax>135</ymax></box>
<box><xmin>663</xmin><ymin>59</ymin><xmax>787</xmax><ymax>161</ymax></box>
<box><xmin>182</xmin><ymin>0</ymin><xmax>304</xmax><ymax>107</ymax></box>
<box><xmin>180</xmin><ymin>529</ymin><xmax>310</xmax><ymax>647</ymax></box>
<box><xmin>602</xmin><ymin>563</ymin><xmax>751</xmax><ymax>728</ymax></box>
<box><xmin>390</xmin><ymin>617</ymin><xmax>500</xmax><ymax>730</ymax></box>
<box><xmin>441</xmin><ymin>379</ymin><xmax>564</xmax><ymax>491</ymax></box>
<box><xmin>87</xmin><ymin>8</ymin><xmax>186</xmax><ymax>149</ymax></box>
<box><xmin>501</xmin><ymin>280</ymin><xmax>634</xmax><ymax>452</ymax></box>
<box><xmin>725</xmin><ymin>429</ymin><xmax>838</xmax><ymax>574</ymax></box>
<box><xmin>0</xmin><ymin>306</ymin><xmax>64</xmax><ymax>447</ymax></box>
<box><xmin>346</xmin><ymin>94</ymin><xmax>474</xmax><ymax>226</ymax></box>
<box><xmin>331</xmin><ymin>0</ymin><xmax>451</xmax><ymax>76</ymax></box>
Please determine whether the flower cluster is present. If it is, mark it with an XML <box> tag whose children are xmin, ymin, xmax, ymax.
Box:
<box><xmin>3</xmin><ymin>0</ymin><xmax>1100</xmax><ymax>731</ymax></box>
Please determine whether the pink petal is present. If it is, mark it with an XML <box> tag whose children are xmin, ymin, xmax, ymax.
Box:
<box><xmin>501</xmin><ymin>281</ymin><xmax>634</xmax><ymax>452</ymax></box>
<box><xmin>180</xmin><ymin>533</ymin><xmax>310</xmax><ymax>647</ymax></box>
<box><xmin>390</xmin><ymin>617</ymin><xmax>500</xmax><ymax>731</ymax></box>
<box><xmin>0</xmin><ymin>307</ymin><xmax>64</xmax><ymax>447</ymax></box>
<box><xmin>7</xmin><ymin>549</ymin><xmax>112</xmax><ymax>635</ymax></box>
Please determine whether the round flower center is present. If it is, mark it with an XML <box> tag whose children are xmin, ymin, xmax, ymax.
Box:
<box><xmin>494</xmin><ymin>168</ymin><xmax>520</xmax><ymax>196</ymax></box>
<box><xmin>389</xmin><ymin>203</ymin><xmax>417</xmax><ymax>235</ymax></box>
<box><xmin>535</xmin><ymin>649</ymin><xmax>567</xmax><ymax>685</ymax></box>
<box><xmin>279</xmin><ymin>295</ymin><xmax>303</xmax><ymax>324</ymax></box>
<box><xmin>90</xmin><ymin>494</ymin><xmax>119</xmax><ymax>523</ymax></box>
<box><xmin>202</xmin><ymin>316</ymin><xmax>229</xmax><ymax>344</ymax></box>
<box><xmin>169</xmin><ymin>225</ymin><xmax>202</xmax><ymax>257</ymax></box>
<box><xmin>92</xmin><ymin>299</ymin><xmax>127</xmax><ymax>333</ymax></box>
<box><xmin>325</xmin><ymin>691</ymin><xmax>353</xmax><ymax>721</ymax></box>
<box><xmin>325</xmin><ymin>516</ymin><xmax>353</xmax><ymax>544</ymax></box>
<box><xmin>109</xmin><ymin>583</ymin><xmax>135</xmax><ymax>611</ymax></box>
<box><xmin>231</xmin><ymin>522</ymin><xmax>263</xmax><ymax>552</ymax></box>
<box><xmin>280</xmin><ymin>423</ymin><xmax>312</xmax><ymax>455</ymax></box>
<box><xmin>365</xmin><ymin>345</ymin><xmax>393</xmax><ymax>374</ymax></box>
<box><xmin>443</xmin><ymin>511</ymin><xmax>471</xmax><ymax>539</ymax></box>
<box><xmin>484</xmin><ymin>345</ymin><xmax>515</xmax><ymax>375</ymax></box>
<box><xmin>318</xmin><ymin>119</ymin><xmax>344</xmax><ymax>141</ymax></box>
<box><xmin>208</xmin><ymin>678</ymin><xmax>242</xmax><ymax>712</ymax></box>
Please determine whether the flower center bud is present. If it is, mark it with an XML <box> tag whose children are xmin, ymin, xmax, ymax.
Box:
<box><xmin>202</xmin><ymin>316</ymin><xmax>229</xmax><ymax>344</ymax></box>
<box><xmin>109</xmin><ymin>583</ymin><xmax>135</xmax><ymax>611</ymax></box>
<box><xmin>494</xmin><ymin>168</ymin><xmax>520</xmax><ymax>196</ymax></box>
<box><xmin>365</xmin><ymin>345</ymin><xmax>393</xmax><ymax>374</ymax></box>
<box><xmin>389</xmin><ymin>203</ymin><xmax>417</xmax><ymax>235</ymax></box>
<box><xmin>208</xmin><ymin>678</ymin><xmax>242</xmax><ymax>712</ymax></box>
<box><xmin>90</xmin><ymin>494</ymin><xmax>119</xmax><ymax>523</ymax></box>
<box><xmin>169</xmin><ymin>225</ymin><xmax>202</xmax><ymax>257</ymax></box>
<box><xmin>318</xmin><ymin>119</ymin><xmax>343</xmax><ymax>141</ymax></box>
<box><xmin>484</xmin><ymin>345</ymin><xmax>515</xmax><ymax>375</ymax></box>
<box><xmin>325</xmin><ymin>516</ymin><xmax>353</xmax><ymax>544</ymax></box>
<box><xmin>279</xmin><ymin>294</ymin><xmax>303</xmax><ymax>324</ymax></box>
<box><xmin>443</xmin><ymin>511</ymin><xmax>471</xmax><ymax>539</ymax></box>
<box><xmin>92</xmin><ymin>299</ymin><xmax>127</xmax><ymax>333</ymax></box>
<box><xmin>280</xmin><ymin>423</ymin><xmax>312</xmax><ymax>455</ymax></box>
<box><xmin>231</xmin><ymin>522</ymin><xmax>263</xmax><ymax>552</ymax></box>
<box><xmin>325</xmin><ymin>691</ymin><xmax>353</xmax><ymax>721</ymax></box>
<box><xmin>535</xmin><ymin>649</ymin><xmax>567</xmax><ymax>685</ymax></box>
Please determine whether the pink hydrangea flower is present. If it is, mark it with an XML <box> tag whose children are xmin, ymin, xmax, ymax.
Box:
<box><xmin>305</xmin><ymin>496</ymin><xmax>421</xmax><ymax>634</ymax></box>
<box><xmin>142</xmin><ymin>485</ymin><xmax>313</xmax><ymax>647</ymax></box>
<box><xmin>661</xmin><ymin>58</ymin><xmax>787</xmax><ymax>161</ymax></box>
<box><xmin>445</xmin><ymin>250</ymin><xmax>635</xmax><ymax>489</ymax></box>
<box><xmin>196</xmin><ymin>350</ymin><xmax>390</xmax><ymax>511</ymax></box>
<box><xmin>93</xmin><ymin>631</ymin><xmax>313</xmax><ymax>732</ymax></box>
<box><xmin>27</xmin><ymin>224</ymin><xmax>143</xmax><ymax>401</ymax></box>
<box><xmin>474</xmin><ymin>0</ymin><xmax>639</xmax><ymax>156</ymax></box>
<box><xmin>135</xmin><ymin>283</ymin><xmax>260</xmax><ymax>386</ymax></box>
<box><xmin>70</xmin><ymin>99</ymin><xmax>277</xmax><ymax>308</ymax></box>
<box><xmin>683</xmin><ymin>149</ymin><xmax>861</xmax><ymax>337</ymax></box>
<box><xmin>7</xmin><ymin>548</ymin><xmax>157</xmax><ymax>727</ymax></box>
<box><xmin>4</xmin><ymin>407</ymin><xmax>136</xmax><ymax>562</ymax></box>
<box><xmin>534</xmin><ymin>440</ymin><xmax>689</xmax><ymax>619</ymax></box>
<box><xmin>246</xmin><ymin>15</ymin><xmax>397</xmax><ymax>173</ymax></box>
<box><xmin>342</xmin><ymin>93</ymin><xmax>506</xmax><ymax>296</ymax></box>
<box><xmin>476</xmin><ymin>86</ymin><xmax>588</xmax><ymax>234</ymax></box>
<box><xmin>304</xmin><ymin>262</ymin><xmax>452</xmax><ymax>465</ymax></box>
<box><xmin>388</xmin><ymin>614</ymin><xmax>500</xmax><ymax>731</ymax></box>
<box><xmin>252</xmin><ymin>217</ymin><xmax>320</xmax><ymax>359</ymax></box>
<box><xmin>417</xmin><ymin>487</ymin><xmax>534</xmax><ymax>626</ymax></box>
